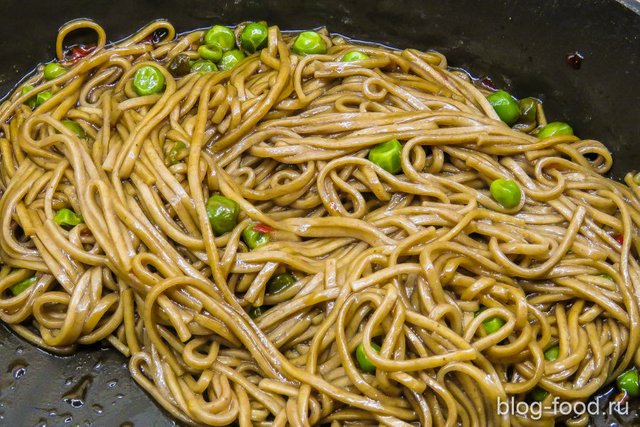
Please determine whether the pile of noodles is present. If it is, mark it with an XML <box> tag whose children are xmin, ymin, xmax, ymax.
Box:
<box><xmin>1</xmin><ymin>19</ymin><xmax>640</xmax><ymax>427</ymax></box>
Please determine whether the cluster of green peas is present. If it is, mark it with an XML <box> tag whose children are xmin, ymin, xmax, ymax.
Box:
<box><xmin>478</xmin><ymin>91</ymin><xmax>640</xmax><ymax>403</ymax></box>
<box><xmin>484</xmin><ymin>90</ymin><xmax>573</xmax><ymax>210</ymax></box>
<box><xmin>204</xmin><ymin>195</ymin><xmax>297</xmax><ymax>308</ymax></box>
<box><xmin>133</xmin><ymin>23</ymin><xmax>371</xmax><ymax>167</ymax></box>
<box><xmin>475</xmin><ymin>304</ymin><xmax>640</xmax><ymax>403</ymax></box>
<box><xmin>365</xmin><ymin>91</ymin><xmax>576</xmax><ymax>212</ymax></box>
<box><xmin>16</xmin><ymin>24</ymin><xmax>606</xmax><ymax>381</ymax></box>
<box><xmin>130</xmin><ymin>23</ymin><xmax>370</xmax><ymax>97</ymax></box>
<box><xmin>206</xmin><ymin>193</ymin><xmax>383</xmax><ymax>373</ymax></box>
<box><xmin>21</xmin><ymin>62</ymin><xmax>87</xmax><ymax>139</ymax></box>
<box><xmin>483</xmin><ymin>90</ymin><xmax>574</xmax><ymax>209</ymax></box>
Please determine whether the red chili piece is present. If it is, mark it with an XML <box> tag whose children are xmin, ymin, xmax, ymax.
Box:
<box><xmin>615</xmin><ymin>234</ymin><xmax>624</xmax><ymax>245</ymax></box>
<box><xmin>65</xmin><ymin>45</ymin><xmax>96</xmax><ymax>63</ymax></box>
<box><xmin>253</xmin><ymin>223</ymin><xmax>273</xmax><ymax>233</ymax></box>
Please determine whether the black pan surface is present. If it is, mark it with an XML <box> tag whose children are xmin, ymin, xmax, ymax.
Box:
<box><xmin>0</xmin><ymin>0</ymin><xmax>639</xmax><ymax>425</ymax></box>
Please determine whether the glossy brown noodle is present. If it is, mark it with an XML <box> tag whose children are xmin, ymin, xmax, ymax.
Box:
<box><xmin>0</xmin><ymin>19</ymin><xmax>639</xmax><ymax>427</ymax></box>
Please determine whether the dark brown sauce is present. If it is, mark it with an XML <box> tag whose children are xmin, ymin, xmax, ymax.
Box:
<box><xmin>566</xmin><ymin>51</ymin><xmax>585</xmax><ymax>69</ymax></box>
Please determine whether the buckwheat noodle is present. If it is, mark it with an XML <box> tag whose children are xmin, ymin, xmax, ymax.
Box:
<box><xmin>0</xmin><ymin>19</ymin><xmax>639</xmax><ymax>427</ymax></box>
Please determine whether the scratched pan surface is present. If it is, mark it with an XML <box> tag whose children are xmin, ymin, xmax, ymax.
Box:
<box><xmin>0</xmin><ymin>0</ymin><xmax>639</xmax><ymax>426</ymax></box>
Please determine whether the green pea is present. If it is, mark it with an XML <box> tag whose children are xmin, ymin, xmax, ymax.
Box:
<box><xmin>240</xmin><ymin>22</ymin><xmax>268</xmax><ymax>53</ymax></box>
<box><xmin>341</xmin><ymin>51</ymin><xmax>369</xmax><ymax>62</ymax></box>
<box><xmin>197</xmin><ymin>44</ymin><xmax>223</xmax><ymax>62</ymax></box>
<box><xmin>537</xmin><ymin>122</ymin><xmax>574</xmax><ymax>139</ymax></box>
<box><xmin>530</xmin><ymin>387</ymin><xmax>549</xmax><ymax>402</ymax></box>
<box><xmin>166</xmin><ymin>141</ymin><xmax>187</xmax><ymax>165</ymax></box>
<box><xmin>249</xmin><ymin>306</ymin><xmax>270</xmax><ymax>319</ymax></box>
<box><xmin>486</xmin><ymin>90</ymin><xmax>520</xmax><ymax>125</ymax></box>
<box><xmin>490</xmin><ymin>179</ymin><xmax>522</xmax><ymax>209</ymax></box>
<box><xmin>292</xmin><ymin>31</ymin><xmax>327</xmax><ymax>55</ymax></box>
<box><xmin>62</xmin><ymin>120</ymin><xmax>86</xmax><ymax>138</ymax></box>
<box><xmin>22</xmin><ymin>86</ymin><xmax>52</xmax><ymax>109</ymax></box>
<box><xmin>617</xmin><ymin>368</ymin><xmax>640</xmax><ymax>397</ymax></box>
<box><xmin>242</xmin><ymin>224</ymin><xmax>270</xmax><ymax>250</ymax></box>
<box><xmin>44</xmin><ymin>63</ymin><xmax>67</xmax><ymax>80</ymax></box>
<box><xmin>355</xmin><ymin>342</ymin><xmax>381</xmax><ymax>373</ymax></box>
<box><xmin>219</xmin><ymin>50</ymin><xmax>246</xmax><ymax>71</ymax></box>
<box><xmin>21</xmin><ymin>85</ymin><xmax>37</xmax><ymax>109</ymax></box>
<box><xmin>54</xmin><ymin>208</ymin><xmax>83</xmax><ymax>227</ymax></box>
<box><xmin>368</xmin><ymin>139</ymin><xmax>403</xmax><ymax>174</ymax></box>
<box><xmin>204</xmin><ymin>25</ymin><xmax>236</xmax><ymax>52</ymax></box>
<box><xmin>544</xmin><ymin>345</ymin><xmax>559</xmax><ymax>361</ymax></box>
<box><xmin>36</xmin><ymin>91</ymin><xmax>52</xmax><ymax>106</ymax></box>
<box><xmin>205</xmin><ymin>195</ymin><xmax>240</xmax><ymax>236</ymax></box>
<box><xmin>167</xmin><ymin>54</ymin><xmax>192</xmax><ymax>77</ymax></box>
<box><xmin>483</xmin><ymin>316</ymin><xmax>505</xmax><ymax>334</ymax></box>
<box><xmin>10</xmin><ymin>275</ymin><xmax>36</xmax><ymax>296</ymax></box>
<box><xmin>133</xmin><ymin>65</ymin><xmax>166</xmax><ymax>96</ymax></box>
<box><xmin>266</xmin><ymin>273</ymin><xmax>296</xmax><ymax>294</ymax></box>
<box><xmin>518</xmin><ymin>98</ymin><xmax>537</xmax><ymax>124</ymax></box>
<box><xmin>190</xmin><ymin>59</ymin><xmax>218</xmax><ymax>74</ymax></box>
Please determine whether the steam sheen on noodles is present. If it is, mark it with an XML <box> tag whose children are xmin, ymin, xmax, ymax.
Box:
<box><xmin>0</xmin><ymin>19</ymin><xmax>639</xmax><ymax>427</ymax></box>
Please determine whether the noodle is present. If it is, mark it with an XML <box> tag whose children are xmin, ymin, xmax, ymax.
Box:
<box><xmin>0</xmin><ymin>19</ymin><xmax>639</xmax><ymax>426</ymax></box>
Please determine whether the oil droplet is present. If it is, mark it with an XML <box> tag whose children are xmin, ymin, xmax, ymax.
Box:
<box><xmin>92</xmin><ymin>404</ymin><xmax>103</xmax><ymax>414</ymax></box>
<box><xmin>107</xmin><ymin>379</ymin><xmax>118</xmax><ymax>388</ymax></box>
<box><xmin>62</xmin><ymin>375</ymin><xmax>92</xmax><ymax>409</ymax></box>
<box><xmin>13</xmin><ymin>366</ymin><xmax>27</xmax><ymax>380</ymax></box>
<box><xmin>115</xmin><ymin>393</ymin><xmax>124</xmax><ymax>399</ymax></box>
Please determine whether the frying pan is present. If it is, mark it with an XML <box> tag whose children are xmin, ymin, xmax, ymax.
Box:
<box><xmin>0</xmin><ymin>0</ymin><xmax>639</xmax><ymax>425</ymax></box>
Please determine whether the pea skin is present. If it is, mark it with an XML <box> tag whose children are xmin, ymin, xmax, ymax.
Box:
<box><xmin>219</xmin><ymin>50</ymin><xmax>246</xmax><ymax>71</ymax></box>
<box><xmin>293</xmin><ymin>31</ymin><xmax>327</xmax><ymax>55</ymax></box>
<box><xmin>206</xmin><ymin>195</ymin><xmax>240</xmax><ymax>235</ymax></box>
<box><xmin>267</xmin><ymin>273</ymin><xmax>296</xmax><ymax>294</ymax></box>
<box><xmin>190</xmin><ymin>59</ymin><xmax>217</xmax><ymax>74</ymax></box>
<box><xmin>487</xmin><ymin>90</ymin><xmax>520</xmax><ymax>125</ymax></box>
<box><xmin>44</xmin><ymin>63</ymin><xmax>67</xmax><ymax>80</ymax></box>
<box><xmin>241</xmin><ymin>22</ymin><xmax>268</xmax><ymax>53</ymax></box>
<box><xmin>341</xmin><ymin>51</ymin><xmax>368</xmax><ymax>62</ymax></box>
<box><xmin>490</xmin><ymin>179</ymin><xmax>522</xmax><ymax>209</ymax></box>
<box><xmin>204</xmin><ymin>25</ymin><xmax>236</xmax><ymax>51</ymax></box>
<box><xmin>618</xmin><ymin>369</ymin><xmax>640</xmax><ymax>397</ymax></box>
<box><xmin>133</xmin><ymin>65</ymin><xmax>165</xmax><ymax>96</ymax></box>
<box><xmin>61</xmin><ymin>120</ymin><xmax>86</xmax><ymax>138</ymax></box>
<box><xmin>242</xmin><ymin>223</ymin><xmax>270</xmax><ymax>249</ymax></box>
<box><xmin>356</xmin><ymin>342</ymin><xmax>380</xmax><ymax>373</ymax></box>
<box><xmin>538</xmin><ymin>122</ymin><xmax>573</xmax><ymax>139</ymax></box>
<box><xmin>368</xmin><ymin>139</ymin><xmax>403</xmax><ymax>174</ymax></box>
<box><xmin>54</xmin><ymin>208</ymin><xmax>83</xmax><ymax>227</ymax></box>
